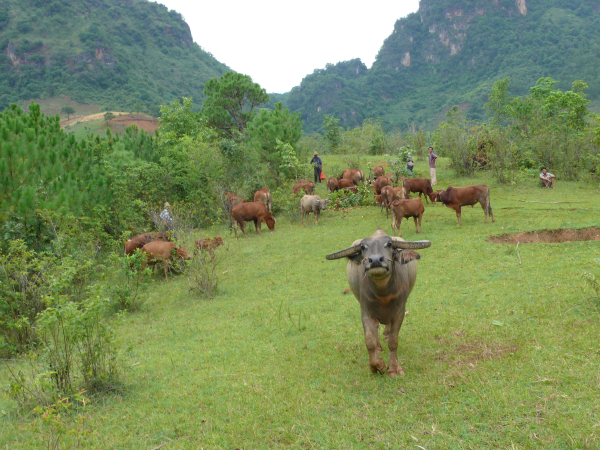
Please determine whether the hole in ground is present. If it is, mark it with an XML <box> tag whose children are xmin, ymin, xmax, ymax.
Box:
<box><xmin>488</xmin><ymin>227</ymin><xmax>600</xmax><ymax>244</ymax></box>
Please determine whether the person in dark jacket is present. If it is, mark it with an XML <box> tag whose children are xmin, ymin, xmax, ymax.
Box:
<box><xmin>311</xmin><ymin>151</ymin><xmax>323</xmax><ymax>183</ymax></box>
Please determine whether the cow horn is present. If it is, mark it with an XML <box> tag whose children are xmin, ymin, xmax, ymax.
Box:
<box><xmin>391</xmin><ymin>240</ymin><xmax>431</xmax><ymax>249</ymax></box>
<box><xmin>326</xmin><ymin>244</ymin><xmax>362</xmax><ymax>260</ymax></box>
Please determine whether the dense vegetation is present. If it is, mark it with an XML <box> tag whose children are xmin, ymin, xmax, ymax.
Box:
<box><xmin>287</xmin><ymin>0</ymin><xmax>600</xmax><ymax>132</ymax></box>
<box><xmin>0</xmin><ymin>0</ymin><xmax>229</xmax><ymax>112</ymax></box>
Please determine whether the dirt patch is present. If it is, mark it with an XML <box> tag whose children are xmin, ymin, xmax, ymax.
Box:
<box><xmin>111</xmin><ymin>115</ymin><xmax>159</xmax><ymax>133</ymax></box>
<box><xmin>488</xmin><ymin>227</ymin><xmax>600</xmax><ymax>244</ymax></box>
<box><xmin>436</xmin><ymin>339</ymin><xmax>519</xmax><ymax>366</ymax></box>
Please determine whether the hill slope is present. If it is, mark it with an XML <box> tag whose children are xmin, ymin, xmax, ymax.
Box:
<box><xmin>287</xmin><ymin>0</ymin><xmax>600</xmax><ymax>132</ymax></box>
<box><xmin>0</xmin><ymin>0</ymin><xmax>229</xmax><ymax>113</ymax></box>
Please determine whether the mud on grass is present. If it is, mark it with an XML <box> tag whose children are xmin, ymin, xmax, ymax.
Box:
<box><xmin>489</xmin><ymin>226</ymin><xmax>600</xmax><ymax>244</ymax></box>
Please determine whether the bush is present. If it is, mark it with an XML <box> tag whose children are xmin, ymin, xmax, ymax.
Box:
<box><xmin>107</xmin><ymin>250</ymin><xmax>151</xmax><ymax>313</ymax></box>
<box><xmin>271</xmin><ymin>185</ymin><xmax>301</xmax><ymax>223</ymax></box>
<box><xmin>187</xmin><ymin>248</ymin><xmax>225</xmax><ymax>299</ymax></box>
<box><xmin>328</xmin><ymin>183</ymin><xmax>372</xmax><ymax>209</ymax></box>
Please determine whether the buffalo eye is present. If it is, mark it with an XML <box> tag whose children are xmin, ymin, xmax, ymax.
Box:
<box><xmin>360</xmin><ymin>244</ymin><xmax>366</xmax><ymax>251</ymax></box>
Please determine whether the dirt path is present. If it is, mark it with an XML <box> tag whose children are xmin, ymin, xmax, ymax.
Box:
<box><xmin>61</xmin><ymin>111</ymin><xmax>130</xmax><ymax>128</ymax></box>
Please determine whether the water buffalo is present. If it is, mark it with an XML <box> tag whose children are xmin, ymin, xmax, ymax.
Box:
<box><xmin>293</xmin><ymin>179</ymin><xmax>315</xmax><ymax>196</ymax></box>
<box><xmin>390</xmin><ymin>198</ymin><xmax>425</xmax><ymax>236</ymax></box>
<box><xmin>300</xmin><ymin>195</ymin><xmax>330</xmax><ymax>226</ymax></box>
<box><xmin>254</xmin><ymin>187</ymin><xmax>273</xmax><ymax>212</ymax></box>
<box><xmin>141</xmin><ymin>241</ymin><xmax>191</xmax><ymax>280</ymax></box>
<box><xmin>326</xmin><ymin>229</ymin><xmax>431</xmax><ymax>375</ymax></box>
<box><xmin>434</xmin><ymin>185</ymin><xmax>494</xmax><ymax>225</ymax></box>
<box><xmin>231</xmin><ymin>201</ymin><xmax>276</xmax><ymax>238</ymax></box>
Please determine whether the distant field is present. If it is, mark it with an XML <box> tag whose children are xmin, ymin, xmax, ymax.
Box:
<box><xmin>21</xmin><ymin>96</ymin><xmax>101</xmax><ymax>122</ymax></box>
<box><xmin>1</xmin><ymin>156</ymin><xmax>600</xmax><ymax>449</ymax></box>
<box><xmin>64</xmin><ymin>113</ymin><xmax>159</xmax><ymax>139</ymax></box>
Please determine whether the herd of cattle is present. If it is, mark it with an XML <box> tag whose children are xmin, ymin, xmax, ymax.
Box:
<box><xmin>123</xmin><ymin>165</ymin><xmax>496</xmax><ymax>375</ymax></box>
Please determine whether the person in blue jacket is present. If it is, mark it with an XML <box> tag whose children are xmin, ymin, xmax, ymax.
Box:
<box><xmin>311</xmin><ymin>151</ymin><xmax>323</xmax><ymax>183</ymax></box>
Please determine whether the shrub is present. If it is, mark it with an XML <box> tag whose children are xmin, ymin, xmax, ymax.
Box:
<box><xmin>328</xmin><ymin>182</ymin><xmax>372</xmax><ymax>209</ymax></box>
<box><xmin>108</xmin><ymin>250</ymin><xmax>151</xmax><ymax>313</ymax></box>
<box><xmin>187</xmin><ymin>248</ymin><xmax>225</xmax><ymax>299</ymax></box>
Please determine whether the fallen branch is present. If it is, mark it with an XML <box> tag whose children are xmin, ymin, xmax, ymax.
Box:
<box><xmin>517</xmin><ymin>200</ymin><xmax>584</xmax><ymax>204</ymax></box>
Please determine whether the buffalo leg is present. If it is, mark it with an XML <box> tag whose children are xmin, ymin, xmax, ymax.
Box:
<box><xmin>315</xmin><ymin>212</ymin><xmax>319</xmax><ymax>226</ymax></box>
<box><xmin>386</xmin><ymin>309</ymin><xmax>406</xmax><ymax>376</ymax></box>
<box><xmin>361</xmin><ymin>314</ymin><xmax>386</xmax><ymax>374</ymax></box>
<box><xmin>301</xmin><ymin>209</ymin><xmax>304</xmax><ymax>226</ymax></box>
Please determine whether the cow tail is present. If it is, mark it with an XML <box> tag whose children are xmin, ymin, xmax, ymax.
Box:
<box><xmin>487</xmin><ymin>189</ymin><xmax>493</xmax><ymax>215</ymax></box>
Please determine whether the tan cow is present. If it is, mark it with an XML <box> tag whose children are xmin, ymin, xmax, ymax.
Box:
<box><xmin>141</xmin><ymin>241</ymin><xmax>191</xmax><ymax>280</ymax></box>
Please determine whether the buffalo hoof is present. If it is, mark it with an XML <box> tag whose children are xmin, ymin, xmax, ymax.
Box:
<box><xmin>387</xmin><ymin>366</ymin><xmax>405</xmax><ymax>377</ymax></box>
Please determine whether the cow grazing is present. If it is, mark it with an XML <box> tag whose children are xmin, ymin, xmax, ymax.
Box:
<box><xmin>374</xmin><ymin>176</ymin><xmax>391</xmax><ymax>195</ymax></box>
<box><xmin>141</xmin><ymin>241</ymin><xmax>191</xmax><ymax>280</ymax></box>
<box><xmin>326</xmin><ymin>229</ymin><xmax>431</xmax><ymax>375</ymax></box>
<box><xmin>390</xmin><ymin>198</ymin><xmax>425</xmax><ymax>237</ymax></box>
<box><xmin>231</xmin><ymin>201</ymin><xmax>276</xmax><ymax>238</ymax></box>
<box><xmin>327</xmin><ymin>177</ymin><xmax>339</xmax><ymax>194</ymax></box>
<box><xmin>373</xmin><ymin>166</ymin><xmax>385</xmax><ymax>178</ymax></box>
<box><xmin>125</xmin><ymin>231</ymin><xmax>170</xmax><ymax>256</ymax></box>
<box><xmin>300</xmin><ymin>195</ymin><xmax>330</xmax><ymax>226</ymax></box>
<box><xmin>402</xmin><ymin>177</ymin><xmax>435</xmax><ymax>204</ymax></box>
<box><xmin>380</xmin><ymin>186</ymin><xmax>405</xmax><ymax>217</ymax></box>
<box><xmin>341</xmin><ymin>169</ymin><xmax>365</xmax><ymax>186</ymax></box>
<box><xmin>254</xmin><ymin>187</ymin><xmax>272</xmax><ymax>212</ymax></box>
<box><xmin>338</xmin><ymin>179</ymin><xmax>358</xmax><ymax>193</ymax></box>
<box><xmin>293</xmin><ymin>179</ymin><xmax>315</xmax><ymax>196</ymax></box>
<box><xmin>434</xmin><ymin>185</ymin><xmax>495</xmax><ymax>225</ymax></box>
<box><xmin>375</xmin><ymin>194</ymin><xmax>383</xmax><ymax>207</ymax></box>
<box><xmin>194</xmin><ymin>236</ymin><xmax>224</xmax><ymax>261</ymax></box>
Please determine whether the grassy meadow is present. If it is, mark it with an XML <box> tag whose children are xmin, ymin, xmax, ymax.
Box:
<box><xmin>1</xmin><ymin>156</ymin><xmax>600</xmax><ymax>449</ymax></box>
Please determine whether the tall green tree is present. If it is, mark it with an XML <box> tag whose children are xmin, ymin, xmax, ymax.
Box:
<box><xmin>61</xmin><ymin>106</ymin><xmax>75</xmax><ymax>121</ymax></box>
<box><xmin>202</xmin><ymin>72</ymin><xmax>269</xmax><ymax>140</ymax></box>
<box><xmin>322</xmin><ymin>114</ymin><xmax>341</xmax><ymax>153</ymax></box>
<box><xmin>248</xmin><ymin>102</ymin><xmax>302</xmax><ymax>185</ymax></box>
<box><xmin>0</xmin><ymin>103</ymin><xmax>108</xmax><ymax>222</ymax></box>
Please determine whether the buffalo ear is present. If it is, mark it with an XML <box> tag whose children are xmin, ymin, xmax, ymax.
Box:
<box><xmin>396</xmin><ymin>250</ymin><xmax>420</xmax><ymax>264</ymax></box>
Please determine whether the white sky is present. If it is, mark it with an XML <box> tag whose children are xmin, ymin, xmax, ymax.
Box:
<box><xmin>155</xmin><ymin>0</ymin><xmax>421</xmax><ymax>93</ymax></box>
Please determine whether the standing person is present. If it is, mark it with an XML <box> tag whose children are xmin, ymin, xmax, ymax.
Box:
<box><xmin>428</xmin><ymin>147</ymin><xmax>438</xmax><ymax>186</ymax></box>
<box><xmin>311</xmin><ymin>151</ymin><xmax>323</xmax><ymax>183</ymax></box>
<box><xmin>539</xmin><ymin>167</ymin><xmax>556</xmax><ymax>188</ymax></box>
<box><xmin>160</xmin><ymin>202</ymin><xmax>173</xmax><ymax>231</ymax></box>
<box><xmin>407</xmin><ymin>154</ymin><xmax>414</xmax><ymax>173</ymax></box>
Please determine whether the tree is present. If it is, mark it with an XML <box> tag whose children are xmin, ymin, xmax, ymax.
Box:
<box><xmin>322</xmin><ymin>115</ymin><xmax>342</xmax><ymax>153</ymax></box>
<box><xmin>104</xmin><ymin>111</ymin><xmax>115</xmax><ymax>126</ymax></box>
<box><xmin>248</xmin><ymin>102</ymin><xmax>302</xmax><ymax>186</ymax></box>
<box><xmin>202</xmin><ymin>72</ymin><xmax>269</xmax><ymax>140</ymax></box>
<box><xmin>61</xmin><ymin>106</ymin><xmax>75</xmax><ymax>121</ymax></box>
<box><xmin>133</xmin><ymin>102</ymin><xmax>142</xmax><ymax>116</ymax></box>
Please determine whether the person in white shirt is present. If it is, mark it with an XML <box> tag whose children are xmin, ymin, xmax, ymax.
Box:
<box><xmin>160</xmin><ymin>202</ymin><xmax>173</xmax><ymax>230</ymax></box>
<box><xmin>539</xmin><ymin>167</ymin><xmax>556</xmax><ymax>188</ymax></box>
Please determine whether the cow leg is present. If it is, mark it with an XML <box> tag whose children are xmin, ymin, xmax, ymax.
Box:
<box><xmin>301</xmin><ymin>209</ymin><xmax>304</xmax><ymax>227</ymax></box>
<box><xmin>414</xmin><ymin>216</ymin><xmax>419</xmax><ymax>233</ymax></box>
<box><xmin>456</xmin><ymin>207</ymin><xmax>462</xmax><ymax>226</ymax></box>
<box><xmin>397</xmin><ymin>217</ymin><xmax>403</xmax><ymax>237</ymax></box>
<box><xmin>256</xmin><ymin>218</ymin><xmax>262</xmax><ymax>234</ymax></box>
<box><xmin>233</xmin><ymin>221</ymin><xmax>239</xmax><ymax>239</ymax></box>
<box><xmin>163</xmin><ymin>260</ymin><xmax>169</xmax><ymax>280</ymax></box>
<box><xmin>386</xmin><ymin>309</ymin><xmax>406</xmax><ymax>376</ymax></box>
<box><xmin>417</xmin><ymin>214</ymin><xmax>422</xmax><ymax>233</ymax></box>
<box><xmin>361</xmin><ymin>314</ymin><xmax>386</xmax><ymax>374</ymax></box>
<box><xmin>391</xmin><ymin>215</ymin><xmax>396</xmax><ymax>236</ymax></box>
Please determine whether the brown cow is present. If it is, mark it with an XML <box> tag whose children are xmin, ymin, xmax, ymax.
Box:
<box><xmin>380</xmin><ymin>186</ymin><xmax>405</xmax><ymax>217</ymax></box>
<box><xmin>141</xmin><ymin>241</ymin><xmax>191</xmax><ymax>280</ymax></box>
<box><xmin>253</xmin><ymin>187</ymin><xmax>272</xmax><ymax>212</ymax></box>
<box><xmin>402</xmin><ymin>177</ymin><xmax>435</xmax><ymax>204</ymax></box>
<box><xmin>124</xmin><ymin>231</ymin><xmax>170</xmax><ymax>255</ymax></box>
<box><xmin>341</xmin><ymin>169</ymin><xmax>365</xmax><ymax>185</ymax></box>
<box><xmin>373</xmin><ymin>166</ymin><xmax>385</xmax><ymax>178</ymax></box>
<box><xmin>374</xmin><ymin>176</ymin><xmax>391</xmax><ymax>195</ymax></box>
<box><xmin>375</xmin><ymin>194</ymin><xmax>383</xmax><ymax>207</ymax></box>
<box><xmin>231</xmin><ymin>201</ymin><xmax>276</xmax><ymax>238</ymax></box>
<box><xmin>390</xmin><ymin>198</ymin><xmax>425</xmax><ymax>237</ymax></box>
<box><xmin>194</xmin><ymin>236</ymin><xmax>224</xmax><ymax>261</ymax></box>
<box><xmin>327</xmin><ymin>177</ymin><xmax>339</xmax><ymax>194</ymax></box>
<box><xmin>338</xmin><ymin>179</ymin><xmax>358</xmax><ymax>193</ymax></box>
<box><xmin>293</xmin><ymin>179</ymin><xmax>315</xmax><ymax>196</ymax></box>
<box><xmin>434</xmin><ymin>185</ymin><xmax>495</xmax><ymax>226</ymax></box>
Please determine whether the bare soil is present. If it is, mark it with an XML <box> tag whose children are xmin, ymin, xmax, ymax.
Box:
<box><xmin>488</xmin><ymin>227</ymin><xmax>600</xmax><ymax>244</ymax></box>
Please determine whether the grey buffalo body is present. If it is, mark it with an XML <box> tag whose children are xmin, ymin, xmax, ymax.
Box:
<box><xmin>326</xmin><ymin>229</ymin><xmax>431</xmax><ymax>376</ymax></box>
<box><xmin>301</xmin><ymin>195</ymin><xmax>329</xmax><ymax>226</ymax></box>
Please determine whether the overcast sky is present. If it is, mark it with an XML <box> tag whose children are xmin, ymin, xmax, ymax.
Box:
<box><xmin>155</xmin><ymin>0</ymin><xmax>421</xmax><ymax>93</ymax></box>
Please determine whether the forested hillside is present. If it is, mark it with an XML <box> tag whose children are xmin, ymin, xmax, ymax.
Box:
<box><xmin>0</xmin><ymin>0</ymin><xmax>229</xmax><ymax>112</ymax></box>
<box><xmin>287</xmin><ymin>0</ymin><xmax>600</xmax><ymax>132</ymax></box>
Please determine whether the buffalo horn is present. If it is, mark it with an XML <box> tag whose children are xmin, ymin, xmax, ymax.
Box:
<box><xmin>326</xmin><ymin>244</ymin><xmax>362</xmax><ymax>260</ymax></box>
<box><xmin>391</xmin><ymin>240</ymin><xmax>431</xmax><ymax>249</ymax></box>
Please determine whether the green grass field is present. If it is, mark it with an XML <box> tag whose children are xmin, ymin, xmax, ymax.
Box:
<box><xmin>2</xmin><ymin>157</ymin><xmax>600</xmax><ymax>449</ymax></box>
